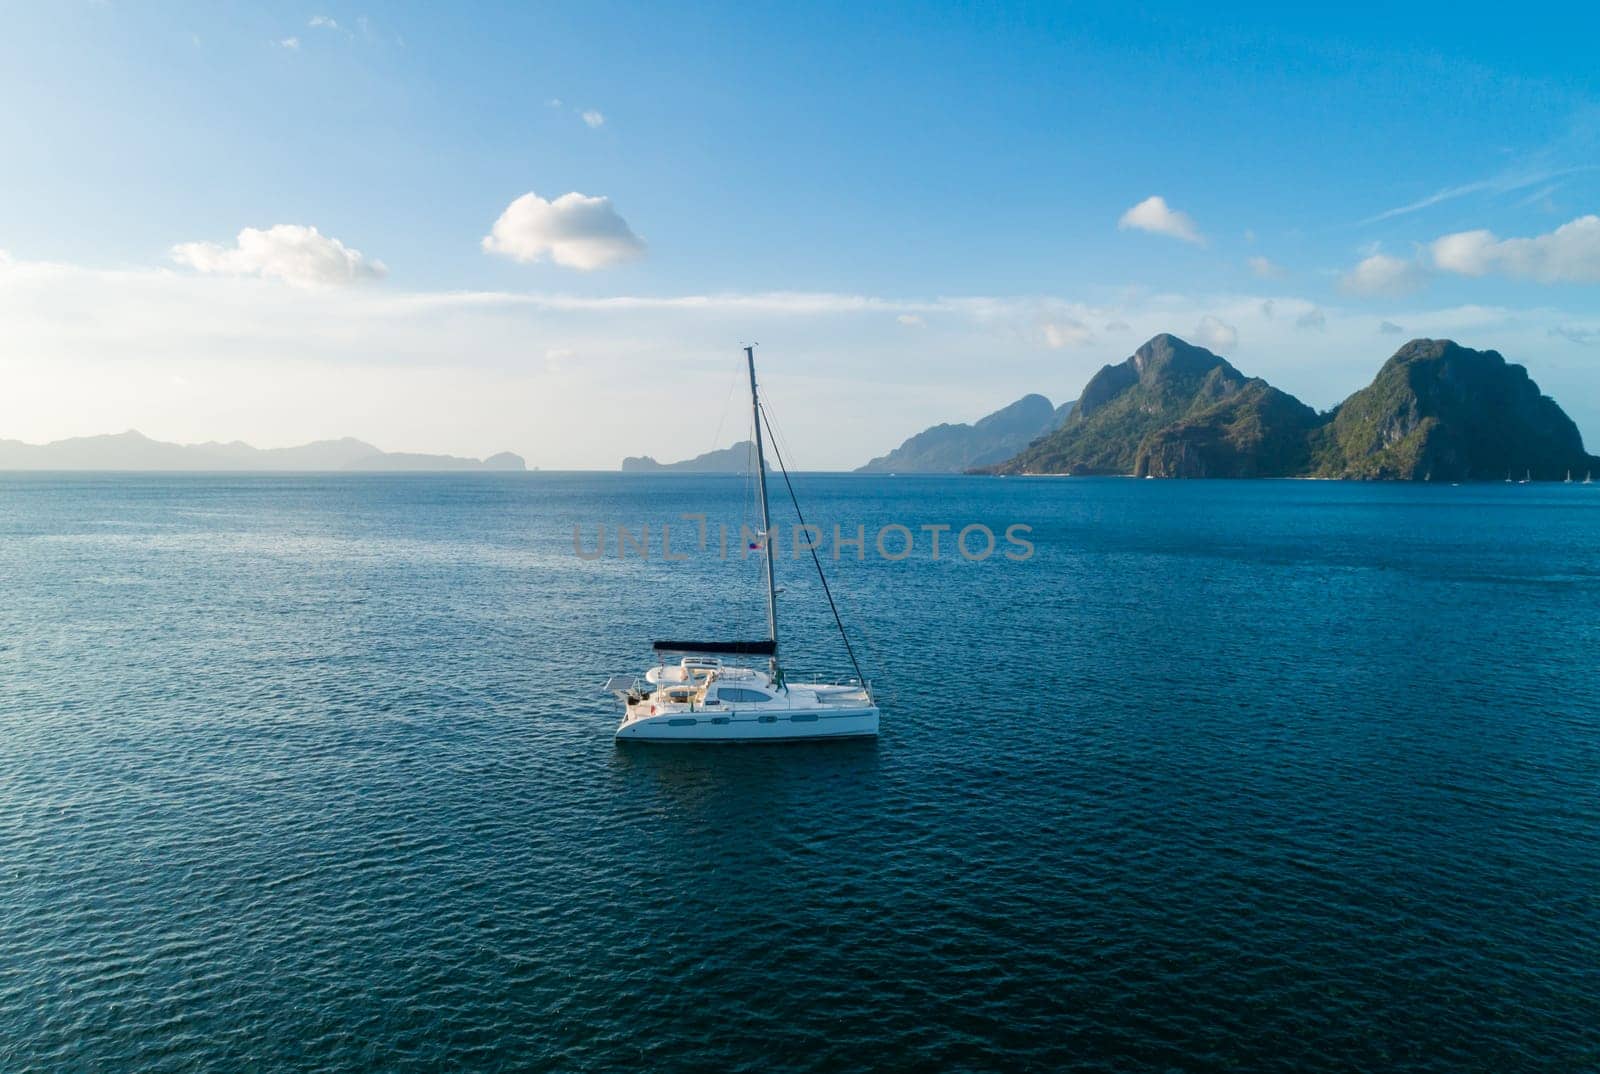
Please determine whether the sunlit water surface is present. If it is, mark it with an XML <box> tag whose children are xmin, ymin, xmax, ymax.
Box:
<box><xmin>2</xmin><ymin>473</ymin><xmax>1598</xmax><ymax>1072</ymax></box>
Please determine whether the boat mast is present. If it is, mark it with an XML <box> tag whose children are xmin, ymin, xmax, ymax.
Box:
<box><xmin>746</xmin><ymin>345</ymin><xmax>780</xmax><ymax>677</ymax></box>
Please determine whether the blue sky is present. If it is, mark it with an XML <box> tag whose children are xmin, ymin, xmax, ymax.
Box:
<box><xmin>2</xmin><ymin>2</ymin><xmax>1598</xmax><ymax>467</ymax></box>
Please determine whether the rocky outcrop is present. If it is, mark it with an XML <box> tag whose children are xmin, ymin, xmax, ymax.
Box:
<box><xmin>1135</xmin><ymin>381</ymin><xmax>1322</xmax><ymax>478</ymax></box>
<box><xmin>991</xmin><ymin>334</ymin><xmax>1268</xmax><ymax>475</ymax></box>
<box><xmin>982</xmin><ymin>335</ymin><xmax>1597</xmax><ymax>480</ymax></box>
<box><xmin>1314</xmin><ymin>339</ymin><xmax>1597</xmax><ymax>481</ymax></box>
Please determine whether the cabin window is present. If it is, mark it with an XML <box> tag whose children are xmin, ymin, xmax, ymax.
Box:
<box><xmin>758</xmin><ymin>715</ymin><xmax>778</xmax><ymax>724</ymax></box>
<box><xmin>791</xmin><ymin>713</ymin><xmax>818</xmax><ymax>723</ymax></box>
<box><xmin>668</xmin><ymin>718</ymin><xmax>697</xmax><ymax>727</ymax></box>
<box><xmin>718</xmin><ymin>687</ymin><xmax>771</xmax><ymax>703</ymax></box>
<box><xmin>710</xmin><ymin>717</ymin><xmax>730</xmax><ymax>725</ymax></box>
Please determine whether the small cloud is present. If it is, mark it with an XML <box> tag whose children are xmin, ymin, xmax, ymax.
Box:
<box><xmin>581</xmin><ymin>109</ymin><xmax>606</xmax><ymax>129</ymax></box>
<box><xmin>1550</xmin><ymin>325</ymin><xmax>1598</xmax><ymax>345</ymax></box>
<box><xmin>1247</xmin><ymin>255</ymin><xmax>1286</xmax><ymax>279</ymax></box>
<box><xmin>1339</xmin><ymin>253</ymin><xmax>1427</xmax><ymax>297</ymax></box>
<box><xmin>547</xmin><ymin>98</ymin><xmax>563</xmax><ymax>108</ymax></box>
<box><xmin>308</xmin><ymin>14</ymin><xmax>338</xmax><ymax>29</ymax></box>
<box><xmin>544</xmin><ymin>347</ymin><xmax>574</xmax><ymax>372</ymax></box>
<box><xmin>1042</xmin><ymin>319</ymin><xmax>1093</xmax><ymax>348</ymax></box>
<box><xmin>172</xmin><ymin>224</ymin><xmax>386</xmax><ymax>287</ymax></box>
<box><xmin>1429</xmin><ymin>230</ymin><xmax>1497</xmax><ymax>276</ymax></box>
<box><xmin>1430</xmin><ymin>215</ymin><xmax>1600</xmax><ymax>283</ymax></box>
<box><xmin>1104</xmin><ymin>320</ymin><xmax>1131</xmax><ymax>332</ymax></box>
<box><xmin>1117</xmin><ymin>195</ymin><xmax>1202</xmax><ymax>244</ymax></box>
<box><xmin>1194</xmin><ymin>315</ymin><xmax>1237</xmax><ymax>351</ymax></box>
<box><xmin>481</xmin><ymin>191</ymin><xmax>646</xmax><ymax>270</ymax></box>
<box><xmin>896</xmin><ymin>314</ymin><xmax>924</xmax><ymax>327</ymax></box>
<box><xmin>1243</xmin><ymin>229</ymin><xmax>1257</xmax><ymax>244</ymax></box>
<box><xmin>277</xmin><ymin>36</ymin><xmax>300</xmax><ymax>49</ymax></box>
<box><xmin>1260</xmin><ymin>299</ymin><xmax>1276</xmax><ymax>319</ymax></box>
<box><xmin>1295</xmin><ymin>308</ymin><xmax>1327</xmax><ymax>331</ymax></box>
<box><xmin>1379</xmin><ymin>320</ymin><xmax>1405</xmax><ymax>335</ymax></box>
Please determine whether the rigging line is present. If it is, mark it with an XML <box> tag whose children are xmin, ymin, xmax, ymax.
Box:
<box><xmin>707</xmin><ymin>361</ymin><xmax>742</xmax><ymax>458</ymax></box>
<box><xmin>758</xmin><ymin>402</ymin><xmax>867</xmax><ymax>690</ymax></box>
<box><xmin>760</xmin><ymin>392</ymin><xmax>801</xmax><ymax>478</ymax></box>
<box><xmin>760</xmin><ymin>393</ymin><xmax>896</xmax><ymax>705</ymax></box>
<box><xmin>744</xmin><ymin>408</ymin><xmax>761</xmax><ymax>612</ymax></box>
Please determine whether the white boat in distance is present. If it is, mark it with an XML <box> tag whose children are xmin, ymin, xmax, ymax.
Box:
<box><xmin>606</xmin><ymin>347</ymin><xmax>880</xmax><ymax>742</ymax></box>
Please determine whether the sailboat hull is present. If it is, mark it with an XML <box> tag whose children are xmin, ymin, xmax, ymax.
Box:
<box><xmin>616</xmin><ymin>705</ymin><xmax>879</xmax><ymax>742</ymax></box>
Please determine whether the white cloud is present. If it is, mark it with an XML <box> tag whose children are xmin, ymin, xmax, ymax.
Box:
<box><xmin>481</xmin><ymin>191</ymin><xmax>646</xmax><ymax>271</ymax></box>
<box><xmin>1339</xmin><ymin>253</ymin><xmax>1427</xmax><ymax>297</ymax></box>
<box><xmin>1514</xmin><ymin>184</ymin><xmax>1562</xmax><ymax>210</ymax></box>
<box><xmin>308</xmin><ymin>15</ymin><xmax>338</xmax><ymax>29</ymax></box>
<box><xmin>1042</xmin><ymin>319</ymin><xmax>1093</xmax><ymax>348</ymax></box>
<box><xmin>1363</xmin><ymin>166</ymin><xmax>1600</xmax><ymax>224</ymax></box>
<box><xmin>1429</xmin><ymin>230</ymin><xmax>1498</xmax><ymax>276</ymax></box>
<box><xmin>581</xmin><ymin>110</ymin><xmax>605</xmax><ymax>128</ymax></box>
<box><xmin>1430</xmin><ymin>215</ymin><xmax>1600</xmax><ymax>283</ymax></box>
<box><xmin>9</xmin><ymin>247</ymin><xmax>1600</xmax><ymax>468</ymax></box>
<box><xmin>1550</xmin><ymin>325</ymin><xmax>1597</xmax><ymax>346</ymax></box>
<box><xmin>1247</xmin><ymin>256</ymin><xmax>1286</xmax><ymax>279</ymax></box>
<box><xmin>172</xmin><ymin>224</ymin><xmax>386</xmax><ymax>288</ymax></box>
<box><xmin>1295</xmin><ymin>308</ymin><xmax>1327</xmax><ymax>331</ymax></box>
<box><xmin>896</xmin><ymin>314</ymin><xmax>924</xmax><ymax>327</ymax></box>
<box><xmin>410</xmin><ymin>290</ymin><xmax>907</xmax><ymax>315</ymax></box>
<box><xmin>1118</xmin><ymin>196</ymin><xmax>1202</xmax><ymax>244</ymax></box>
<box><xmin>1194</xmin><ymin>315</ymin><xmax>1237</xmax><ymax>351</ymax></box>
<box><xmin>547</xmin><ymin>97</ymin><xmax>563</xmax><ymax>108</ymax></box>
<box><xmin>277</xmin><ymin>36</ymin><xmax>300</xmax><ymax>49</ymax></box>
<box><xmin>1379</xmin><ymin>320</ymin><xmax>1405</xmax><ymax>335</ymax></box>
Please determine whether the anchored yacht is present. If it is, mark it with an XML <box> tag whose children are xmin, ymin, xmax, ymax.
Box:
<box><xmin>606</xmin><ymin>347</ymin><xmax>880</xmax><ymax>742</ymax></box>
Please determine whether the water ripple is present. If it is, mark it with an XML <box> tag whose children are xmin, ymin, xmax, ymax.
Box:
<box><xmin>1</xmin><ymin>474</ymin><xmax>1598</xmax><ymax>1072</ymax></box>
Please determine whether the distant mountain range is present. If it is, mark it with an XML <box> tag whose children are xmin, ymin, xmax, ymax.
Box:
<box><xmin>0</xmin><ymin>430</ymin><xmax>526</xmax><ymax>472</ymax></box>
<box><xmin>855</xmin><ymin>394</ymin><xmax>1076</xmax><ymax>473</ymax></box>
<box><xmin>987</xmin><ymin>334</ymin><xmax>1599</xmax><ymax>480</ymax></box>
<box><xmin>622</xmin><ymin>441</ymin><xmax>754</xmax><ymax>473</ymax></box>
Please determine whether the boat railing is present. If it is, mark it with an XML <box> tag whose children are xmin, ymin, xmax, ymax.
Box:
<box><xmin>791</xmin><ymin>672</ymin><xmax>866</xmax><ymax>687</ymax></box>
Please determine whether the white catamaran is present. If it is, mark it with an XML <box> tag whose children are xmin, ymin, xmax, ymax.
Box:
<box><xmin>605</xmin><ymin>347</ymin><xmax>880</xmax><ymax>742</ymax></box>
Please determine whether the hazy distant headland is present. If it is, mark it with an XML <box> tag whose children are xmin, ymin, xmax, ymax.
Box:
<box><xmin>0</xmin><ymin>430</ymin><xmax>526</xmax><ymax>472</ymax></box>
<box><xmin>855</xmin><ymin>394</ymin><xmax>1076</xmax><ymax>473</ymax></box>
<box><xmin>621</xmin><ymin>441</ymin><xmax>755</xmax><ymax>473</ymax></box>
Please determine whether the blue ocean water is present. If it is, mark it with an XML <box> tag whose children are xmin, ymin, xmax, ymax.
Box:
<box><xmin>2</xmin><ymin>473</ymin><xmax>1598</xmax><ymax>1072</ymax></box>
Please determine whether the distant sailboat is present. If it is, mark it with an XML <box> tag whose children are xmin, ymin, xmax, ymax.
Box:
<box><xmin>1565</xmin><ymin>470</ymin><xmax>1573</xmax><ymax>484</ymax></box>
<box><xmin>1586</xmin><ymin>471</ymin><xmax>1594</xmax><ymax>485</ymax></box>
<box><xmin>1505</xmin><ymin>470</ymin><xmax>1513</xmax><ymax>484</ymax></box>
<box><xmin>1519</xmin><ymin>469</ymin><xmax>1532</xmax><ymax>485</ymax></box>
